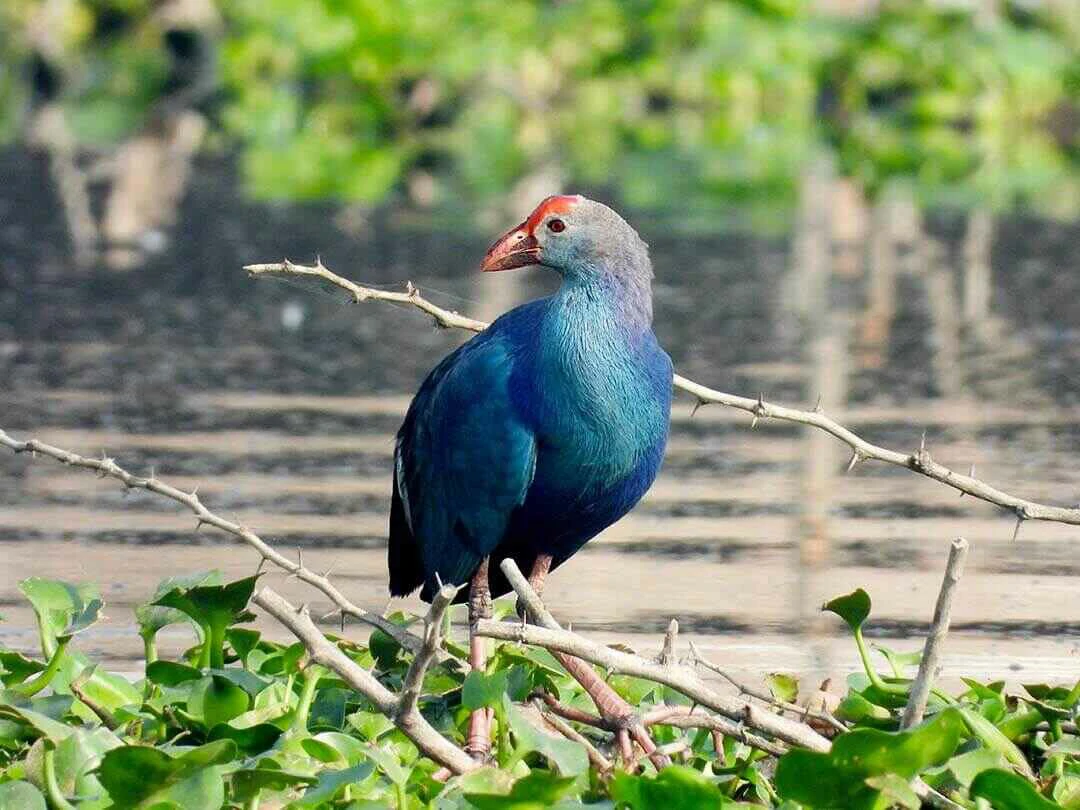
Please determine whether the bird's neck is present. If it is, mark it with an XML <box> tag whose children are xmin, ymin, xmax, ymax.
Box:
<box><xmin>555</xmin><ymin>262</ymin><xmax>654</xmax><ymax>332</ymax></box>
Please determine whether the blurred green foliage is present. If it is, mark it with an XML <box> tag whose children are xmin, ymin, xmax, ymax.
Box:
<box><xmin>1</xmin><ymin>0</ymin><xmax>1078</xmax><ymax>219</ymax></box>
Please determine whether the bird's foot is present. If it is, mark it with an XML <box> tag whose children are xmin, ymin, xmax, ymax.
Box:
<box><xmin>549</xmin><ymin>651</ymin><xmax>670</xmax><ymax>771</ymax></box>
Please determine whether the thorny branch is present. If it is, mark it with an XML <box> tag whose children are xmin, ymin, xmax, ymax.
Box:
<box><xmin>478</xmin><ymin>558</ymin><xmax>833</xmax><ymax>754</ymax></box>
<box><xmin>0</xmin><ymin>428</ymin><xmax>425</xmax><ymax>655</ymax></box>
<box><xmin>687</xmin><ymin>641</ymin><xmax>848</xmax><ymax>735</ymax></box>
<box><xmin>253</xmin><ymin>586</ymin><xmax>477</xmax><ymax>774</ymax></box>
<box><xmin>246</xmin><ymin>258</ymin><xmax>1080</xmax><ymax>530</ymax></box>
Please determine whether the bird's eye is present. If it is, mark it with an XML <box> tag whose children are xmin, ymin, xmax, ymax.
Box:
<box><xmin>547</xmin><ymin>218</ymin><xmax>566</xmax><ymax>233</ymax></box>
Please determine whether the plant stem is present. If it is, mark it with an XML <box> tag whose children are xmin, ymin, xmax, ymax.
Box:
<box><xmin>292</xmin><ymin>664</ymin><xmax>325</xmax><ymax>734</ymax></box>
<box><xmin>43</xmin><ymin>745</ymin><xmax>75</xmax><ymax>810</ymax></box>
<box><xmin>15</xmin><ymin>637</ymin><xmax>70</xmax><ymax>697</ymax></box>
<box><xmin>143</xmin><ymin>632</ymin><xmax>159</xmax><ymax>665</ymax></box>
<box><xmin>853</xmin><ymin>628</ymin><xmax>906</xmax><ymax>696</ymax></box>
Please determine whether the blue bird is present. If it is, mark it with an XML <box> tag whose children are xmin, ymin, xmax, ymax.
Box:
<box><xmin>387</xmin><ymin>195</ymin><xmax>672</xmax><ymax>756</ymax></box>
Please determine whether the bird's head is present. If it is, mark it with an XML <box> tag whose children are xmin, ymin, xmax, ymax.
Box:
<box><xmin>480</xmin><ymin>195</ymin><xmax>652</xmax><ymax>287</ymax></box>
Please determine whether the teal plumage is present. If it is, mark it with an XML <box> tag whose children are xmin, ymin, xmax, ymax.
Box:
<box><xmin>388</xmin><ymin>196</ymin><xmax>672</xmax><ymax>602</ymax></box>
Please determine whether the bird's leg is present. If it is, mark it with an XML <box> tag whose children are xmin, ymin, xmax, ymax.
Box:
<box><xmin>523</xmin><ymin>555</ymin><xmax>668</xmax><ymax>770</ymax></box>
<box><xmin>516</xmin><ymin>552</ymin><xmax>552</xmax><ymax>621</ymax></box>
<box><xmin>466</xmin><ymin>557</ymin><xmax>493</xmax><ymax>760</ymax></box>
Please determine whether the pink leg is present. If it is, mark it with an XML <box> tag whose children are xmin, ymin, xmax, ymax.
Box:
<box><xmin>466</xmin><ymin>558</ymin><xmax>493</xmax><ymax>759</ymax></box>
<box><xmin>526</xmin><ymin>555</ymin><xmax>668</xmax><ymax>770</ymax></box>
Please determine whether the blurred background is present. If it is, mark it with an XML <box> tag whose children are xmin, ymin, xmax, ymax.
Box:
<box><xmin>1</xmin><ymin>0</ymin><xmax>1079</xmax><ymax>682</ymax></box>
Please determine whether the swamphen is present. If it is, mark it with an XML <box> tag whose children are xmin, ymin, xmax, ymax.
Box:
<box><xmin>388</xmin><ymin>195</ymin><xmax>673</xmax><ymax>758</ymax></box>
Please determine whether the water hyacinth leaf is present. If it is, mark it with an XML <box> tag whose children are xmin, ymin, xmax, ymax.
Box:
<box><xmin>208</xmin><ymin>667</ymin><xmax>271</xmax><ymax>698</ymax></box>
<box><xmin>775</xmin><ymin>708</ymin><xmax>964</xmax><ymax>808</ymax></box>
<box><xmin>0</xmin><ymin>650</ymin><xmax>45</xmax><ymax>686</ymax></box>
<box><xmin>225</xmin><ymin>628</ymin><xmax>261</xmax><ymax>665</ymax></box>
<box><xmin>18</xmin><ymin>579</ymin><xmax>103</xmax><ymax>655</ymax></box>
<box><xmin>962</xmin><ymin>677</ymin><xmax>1005</xmax><ymax>701</ymax></box>
<box><xmin>0</xmin><ymin>692</ymin><xmax>75</xmax><ymax>741</ymax></box>
<box><xmin>52</xmin><ymin>726</ymin><xmax>124</xmax><ymax>802</ymax></box>
<box><xmin>301</xmin><ymin>731</ymin><xmax>368</xmax><ymax>766</ymax></box>
<box><xmin>207</xmin><ymin>721</ymin><xmax>282</xmax><ymax>754</ymax></box>
<box><xmin>369</xmin><ymin>628</ymin><xmax>402</xmax><ymax>670</ymax></box>
<box><xmin>0</xmin><ymin>781</ymin><xmax>46</xmax><ymax>810</ymax></box>
<box><xmin>146</xmin><ymin>661</ymin><xmax>203</xmax><ymax>687</ymax></box>
<box><xmin>96</xmin><ymin>741</ymin><xmax>235</xmax><ymax>809</ymax></box>
<box><xmin>505</xmin><ymin>696</ymin><xmax>588</xmax><ymax>778</ymax></box>
<box><xmin>610</xmin><ymin>765</ymin><xmax>726</xmax><ymax>810</ymax></box>
<box><xmin>970</xmin><ymin>768</ymin><xmax>1060</xmax><ymax>809</ymax></box>
<box><xmin>229</xmin><ymin>767</ymin><xmax>314</xmax><ymax>803</ymax></box>
<box><xmin>260</xmin><ymin>642</ymin><xmax>306</xmax><ymax>677</ymax></box>
<box><xmin>348</xmin><ymin>711</ymin><xmax>395</xmax><ymax>741</ymax></box>
<box><xmin>466</xmin><ymin>771</ymin><xmax>581</xmax><ymax>809</ymax></box>
<box><xmin>463</xmin><ymin>670</ymin><xmax>511</xmax><ymax>711</ymax></box>
<box><xmin>153</xmin><ymin>576</ymin><xmax>259</xmax><ymax>669</ymax></box>
<box><xmin>308</xmin><ymin>686</ymin><xmax>350</xmax><ymax>730</ymax></box>
<box><xmin>136</xmin><ymin>571</ymin><xmax>224</xmax><ymax>641</ymax></box>
<box><xmin>960</xmin><ymin>707</ymin><xmax>1036</xmax><ymax>779</ymax></box>
<box><xmin>936</xmin><ymin>746</ymin><xmax>1007</xmax><ymax>788</ymax></box>
<box><xmin>872</xmin><ymin>644</ymin><xmax>922</xmax><ymax>677</ymax></box>
<box><xmin>361</xmin><ymin>741</ymin><xmax>410</xmax><ymax>786</ymax></box>
<box><xmin>863</xmin><ymin>774</ymin><xmax>920</xmax><ymax>809</ymax></box>
<box><xmin>290</xmin><ymin>762</ymin><xmax>375</xmax><ymax>808</ymax></box>
<box><xmin>766</xmin><ymin>673</ymin><xmax>799</xmax><ymax>704</ymax></box>
<box><xmin>822</xmin><ymin>589</ymin><xmax>871</xmax><ymax>632</ymax></box>
<box><xmin>188</xmin><ymin>675</ymin><xmax>250</xmax><ymax>728</ymax></box>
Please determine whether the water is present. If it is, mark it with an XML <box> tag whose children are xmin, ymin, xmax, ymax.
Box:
<box><xmin>2</xmin><ymin>149</ymin><xmax>1079</xmax><ymax>682</ymax></box>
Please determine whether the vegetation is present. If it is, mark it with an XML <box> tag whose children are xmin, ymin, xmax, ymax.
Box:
<box><xmin>1</xmin><ymin>571</ymin><xmax>1078</xmax><ymax>808</ymax></box>
<box><xmin>1</xmin><ymin>0</ymin><xmax>1078</xmax><ymax>219</ymax></box>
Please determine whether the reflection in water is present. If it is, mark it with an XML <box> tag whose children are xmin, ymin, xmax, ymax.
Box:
<box><xmin>1</xmin><ymin>153</ymin><xmax>1079</xmax><ymax>680</ymax></box>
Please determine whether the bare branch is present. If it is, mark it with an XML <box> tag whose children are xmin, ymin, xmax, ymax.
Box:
<box><xmin>478</xmin><ymin>559</ymin><xmax>831</xmax><ymax>753</ymax></box>
<box><xmin>398</xmin><ymin>583</ymin><xmax>458</xmax><ymax>718</ymax></box>
<box><xmin>688</xmin><ymin>641</ymin><xmax>847</xmax><ymax>734</ymax></box>
<box><xmin>0</xmin><ymin>428</ymin><xmax>425</xmax><ymax>655</ymax></box>
<box><xmin>244</xmin><ymin>258</ymin><xmax>1080</xmax><ymax>529</ymax></box>
<box><xmin>642</xmin><ymin>705</ymin><xmax>787</xmax><ymax>757</ymax></box>
<box><xmin>901</xmin><ymin>537</ymin><xmax>969</xmax><ymax>729</ymax></box>
<box><xmin>531</xmin><ymin>698</ymin><xmax>614</xmax><ymax>773</ymax></box>
<box><xmin>253</xmin><ymin>586</ymin><xmax>477</xmax><ymax>775</ymax></box>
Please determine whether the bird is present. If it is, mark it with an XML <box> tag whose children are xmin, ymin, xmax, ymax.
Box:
<box><xmin>387</xmin><ymin>194</ymin><xmax>673</xmax><ymax>757</ymax></box>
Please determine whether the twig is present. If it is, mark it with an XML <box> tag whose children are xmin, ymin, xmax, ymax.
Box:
<box><xmin>530</xmin><ymin>690</ymin><xmax>609</xmax><ymax>729</ymax></box>
<box><xmin>478</xmin><ymin>559</ymin><xmax>831</xmax><ymax>753</ymax></box>
<box><xmin>531</xmin><ymin>698</ymin><xmax>614</xmax><ymax>773</ymax></box>
<box><xmin>642</xmin><ymin>705</ymin><xmax>788</xmax><ymax>757</ymax></box>
<box><xmin>253</xmin><ymin>587</ymin><xmax>477</xmax><ymax>775</ymax></box>
<box><xmin>901</xmin><ymin>538</ymin><xmax>969</xmax><ymax>729</ymax></box>
<box><xmin>0</xmin><ymin>429</ymin><xmax>425</xmax><ymax>655</ymax></box>
<box><xmin>659</xmin><ymin>619</ymin><xmax>678</xmax><ymax>667</ymax></box>
<box><xmin>688</xmin><ymin>642</ymin><xmax>847</xmax><ymax>734</ymax></box>
<box><xmin>245</xmin><ymin>259</ymin><xmax>1080</xmax><ymax>529</ymax></box>
<box><xmin>398</xmin><ymin>583</ymin><xmax>458</xmax><ymax>718</ymax></box>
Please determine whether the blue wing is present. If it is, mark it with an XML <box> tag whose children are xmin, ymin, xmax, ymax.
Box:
<box><xmin>388</xmin><ymin>328</ymin><xmax>537</xmax><ymax>601</ymax></box>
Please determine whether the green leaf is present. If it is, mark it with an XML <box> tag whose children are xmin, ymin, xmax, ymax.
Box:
<box><xmin>775</xmin><ymin>708</ymin><xmax>964</xmax><ymax>809</ymax></box>
<box><xmin>466</xmin><ymin>771</ymin><xmax>581</xmax><ymax>809</ymax></box>
<box><xmin>50</xmin><ymin>726</ymin><xmax>124</xmax><ymax>803</ymax></box>
<box><xmin>361</xmin><ymin>741</ymin><xmax>411</xmax><ymax>786</ymax></box>
<box><xmin>289</xmin><ymin>763</ymin><xmax>375</xmax><ymax>808</ymax></box>
<box><xmin>145</xmin><ymin>661</ymin><xmax>203</xmax><ymax>687</ymax></box>
<box><xmin>0</xmin><ymin>650</ymin><xmax>45</xmax><ymax>687</ymax></box>
<box><xmin>462</xmin><ymin>670</ymin><xmax>511</xmax><ymax>712</ymax></box>
<box><xmin>18</xmin><ymin>579</ymin><xmax>103</xmax><ymax>655</ymax></box>
<box><xmin>153</xmin><ymin>576</ymin><xmax>259</xmax><ymax>668</ymax></box>
<box><xmin>872</xmin><ymin>644</ymin><xmax>922</xmax><ymax>677</ymax></box>
<box><xmin>0</xmin><ymin>780</ymin><xmax>47</xmax><ymax>810</ymax></box>
<box><xmin>504</xmin><ymin>696</ymin><xmax>588</xmax><ymax>778</ymax></box>
<box><xmin>864</xmin><ymin>773</ymin><xmax>920</xmax><ymax>809</ymax></box>
<box><xmin>822</xmin><ymin>589</ymin><xmax>871</xmax><ymax>632</ymax></box>
<box><xmin>960</xmin><ymin>707</ymin><xmax>1036</xmax><ymax>780</ymax></box>
<box><xmin>611</xmin><ymin>765</ymin><xmax>726</xmax><ymax>810</ymax></box>
<box><xmin>187</xmin><ymin>675</ymin><xmax>250</xmax><ymax>729</ymax></box>
<box><xmin>229</xmin><ymin>768</ymin><xmax>314</xmax><ymax>803</ymax></box>
<box><xmin>766</xmin><ymin>673</ymin><xmax>799</xmax><ymax>704</ymax></box>
<box><xmin>225</xmin><ymin>628</ymin><xmax>261</xmax><ymax>665</ymax></box>
<box><xmin>300</xmin><ymin>732</ymin><xmax>367</xmax><ymax>766</ymax></box>
<box><xmin>970</xmin><ymin>769</ymin><xmax>1060</xmax><ymax>809</ymax></box>
<box><xmin>96</xmin><ymin>742</ymin><xmax>234</xmax><ymax>809</ymax></box>
<box><xmin>136</xmin><ymin>572</ymin><xmax>223</xmax><ymax>640</ymax></box>
<box><xmin>207</xmin><ymin>722</ymin><xmax>282</xmax><ymax>754</ymax></box>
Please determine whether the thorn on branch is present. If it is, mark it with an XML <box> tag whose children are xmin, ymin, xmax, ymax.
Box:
<box><xmin>845</xmin><ymin>450</ymin><xmax>862</xmax><ymax>473</ymax></box>
<box><xmin>1012</xmin><ymin>512</ymin><xmax>1025</xmax><ymax>542</ymax></box>
<box><xmin>813</xmin><ymin>394</ymin><xmax>824</xmax><ymax>414</ymax></box>
<box><xmin>691</xmin><ymin>398</ymin><xmax>708</xmax><ymax>418</ymax></box>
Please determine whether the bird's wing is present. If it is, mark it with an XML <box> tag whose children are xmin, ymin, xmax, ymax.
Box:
<box><xmin>388</xmin><ymin>331</ymin><xmax>536</xmax><ymax>600</ymax></box>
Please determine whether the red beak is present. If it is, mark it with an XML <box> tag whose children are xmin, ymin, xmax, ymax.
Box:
<box><xmin>480</xmin><ymin>222</ymin><xmax>541</xmax><ymax>272</ymax></box>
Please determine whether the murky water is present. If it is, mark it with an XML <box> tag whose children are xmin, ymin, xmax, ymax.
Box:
<box><xmin>2</xmin><ymin>149</ymin><xmax>1079</xmax><ymax>681</ymax></box>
